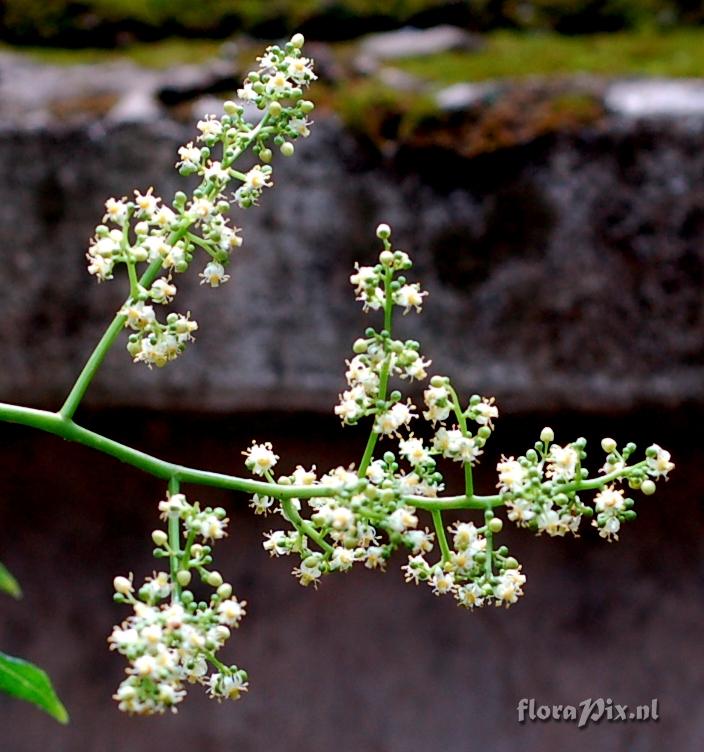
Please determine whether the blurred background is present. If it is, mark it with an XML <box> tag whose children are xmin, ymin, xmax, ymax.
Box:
<box><xmin>1</xmin><ymin>1</ymin><xmax>704</xmax><ymax>750</ymax></box>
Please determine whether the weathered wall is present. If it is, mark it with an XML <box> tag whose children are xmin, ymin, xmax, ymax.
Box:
<box><xmin>1</xmin><ymin>54</ymin><xmax>704</xmax><ymax>416</ymax></box>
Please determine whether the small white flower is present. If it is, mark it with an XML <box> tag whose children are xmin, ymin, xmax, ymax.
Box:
<box><xmin>199</xmin><ymin>261</ymin><xmax>230</xmax><ymax>288</ymax></box>
<box><xmin>243</xmin><ymin>442</ymin><xmax>279</xmax><ymax>476</ymax></box>
<box><xmin>647</xmin><ymin>444</ymin><xmax>674</xmax><ymax>478</ymax></box>
<box><xmin>217</xmin><ymin>598</ymin><xmax>247</xmax><ymax>628</ymax></box>
<box><xmin>393</xmin><ymin>283</ymin><xmax>427</xmax><ymax>314</ymax></box>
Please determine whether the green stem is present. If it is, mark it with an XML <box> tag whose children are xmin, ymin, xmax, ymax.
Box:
<box><xmin>126</xmin><ymin>258</ymin><xmax>140</xmax><ymax>299</ymax></box>
<box><xmin>167</xmin><ymin>476</ymin><xmax>182</xmax><ymax>602</ymax></box>
<box><xmin>59</xmin><ymin>113</ymin><xmax>270</xmax><ymax>423</ymax></box>
<box><xmin>358</xmin><ymin>266</ymin><xmax>394</xmax><ymax>478</ymax></box>
<box><xmin>484</xmin><ymin>509</ymin><xmax>494</xmax><ymax>579</ymax></box>
<box><xmin>431</xmin><ymin>509</ymin><xmax>451</xmax><ymax>563</ymax></box>
<box><xmin>59</xmin><ymin>255</ymin><xmax>166</xmax><ymax>421</ymax></box>
<box><xmin>448</xmin><ymin>384</ymin><xmax>474</xmax><ymax>498</ymax></box>
<box><xmin>280</xmin><ymin>497</ymin><xmax>333</xmax><ymax>554</ymax></box>
<box><xmin>0</xmin><ymin>401</ymin><xmax>641</xmax><ymax>514</ymax></box>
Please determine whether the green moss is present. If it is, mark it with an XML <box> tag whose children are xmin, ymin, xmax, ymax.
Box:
<box><xmin>0</xmin><ymin>37</ymin><xmax>222</xmax><ymax>68</ymax></box>
<box><xmin>395</xmin><ymin>28</ymin><xmax>704</xmax><ymax>83</ymax></box>
<box><xmin>328</xmin><ymin>79</ymin><xmax>440</xmax><ymax>143</ymax></box>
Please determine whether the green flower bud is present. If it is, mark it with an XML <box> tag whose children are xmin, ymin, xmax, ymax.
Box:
<box><xmin>206</xmin><ymin>571</ymin><xmax>224</xmax><ymax>588</ymax></box>
<box><xmin>376</xmin><ymin>223</ymin><xmax>391</xmax><ymax>239</ymax></box>
<box><xmin>488</xmin><ymin>518</ymin><xmax>503</xmax><ymax>533</ymax></box>
<box><xmin>217</xmin><ymin>583</ymin><xmax>233</xmax><ymax>599</ymax></box>
<box><xmin>177</xmin><ymin>570</ymin><xmax>192</xmax><ymax>587</ymax></box>
<box><xmin>641</xmin><ymin>479</ymin><xmax>656</xmax><ymax>496</ymax></box>
<box><xmin>540</xmin><ymin>426</ymin><xmax>554</xmax><ymax>443</ymax></box>
<box><xmin>280</xmin><ymin>142</ymin><xmax>295</xmax><ymax>157</ymax></box>
<box><xmin>151</xmin><ymin>530</ymin><xmax>168</xmax><ymax>547</ymax></box>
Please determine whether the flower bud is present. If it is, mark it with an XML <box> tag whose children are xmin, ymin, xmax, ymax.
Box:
<box><xmin>177</xmin><ymin>570</ymin><xmax>192</xmax><ymax>587</ymax></box>
<box><xmin>280</xmin><ymin>142</ymin><xmax>295</xmax><ymax>157</ymax></box>
<box><xmin>113</xmin><ymin>576</ymin><xmax>133</xmax><ymax>595</ymax></box>
<box><xmin>291</xmin><ymin>33</ymin><xmax>305</xmax><ymax>48</ymax></box>
<box><xmin>601</xmin><ymin>437</ymin><xmax>617</xmax><ymax>453</ymax></box>
<box><xmin>641</xmin><ymin>480</ymin><xmax>656</xmax><ymax>496</ymax></box>
<box><xmin>151</xmin><ymin>530</ymin><xmax>168</xmax><ymax>547</ymax></box>
<box><xmin>379</xmin><ymin>250</ymin><xmax>394</xmax><ymax>266</ymax></box>
<box><xmin>376</xmin><ymin>223</ymin><xmax>391</xmax><ymax>239</ymax></box>
<box><xmin>269</xmin><ymin>101</ymin><xmax>282</xmax><ymax>118</ymax></box>
<box><xmin>217</xmin><ymin>583</ymin><xmax>233</xmax><ymax>599</ymax></box>
<box><xmin>207</xmin><ymin>571</ymin><xmax>224</xmax><ymax>588</ymax></box>
<box><xmin>540</xmin><ymin>426</ymin><xmax>554</xmax><ymax>443</ymax></box>
<box><xmin>488</xmin><ymin>518</ymin><xmax>503</xmax><ymax>533</ymax></box>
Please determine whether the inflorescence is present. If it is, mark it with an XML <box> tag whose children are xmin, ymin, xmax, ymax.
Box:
<box><xmin>82</xmin><ymin>36</ymin><xmax>673</xmax><ymax>715</ymax></box>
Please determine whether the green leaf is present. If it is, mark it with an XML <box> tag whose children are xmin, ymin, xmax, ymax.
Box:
<box><xmin>0</xmin><ymin>561</ymin><xmax>22</xmax><ymax>599</ymax></box>
<box><xmin>0</xmin><ymin>652</ymin><xmax>68</xmax><ymax>724</ymax></box>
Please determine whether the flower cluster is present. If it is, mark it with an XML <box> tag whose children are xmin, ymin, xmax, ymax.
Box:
<box><xmin>497</xmin><ymin>430</ymin><xmax>673</xmax><ymax>541</ymax></box>
<box><xmin>109</xmin><ymin>492</ymin><xmax>247</xmax><ymax>714</ymax></box>
<box><xmin>239</xmin><ymin>223</ymin><xmax>674</xmax><ymax>618</ymax></box>
<box><xmin>403</xmin><ymin>519</ymin><xmax>526</xmax><ymax>609</ymax></box>
<box><xmin>86</xmin><ymin>34</ymin><xmax>316</xmax><ymax>367</ymax></box>
<box><xmin>98</xmin><ymin>34</ymin><xmax>676</xmax><ymax>715</ymax></box>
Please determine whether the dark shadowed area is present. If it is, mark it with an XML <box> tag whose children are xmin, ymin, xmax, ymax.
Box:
<box><xmin>0</xmin><ymin>407</ymin><xmax>702</xmax><ymax>751</ymax></box>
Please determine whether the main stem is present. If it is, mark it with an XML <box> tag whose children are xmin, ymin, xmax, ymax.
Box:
<box><xmin>167</xmin><ymin>476</ymin><xmax>182</xmax><ymax>601</ymax></box>
<box><xmin>358</xmin><ymin>266</ymin><xmax>394</xmax><ymax>478</ymax></box>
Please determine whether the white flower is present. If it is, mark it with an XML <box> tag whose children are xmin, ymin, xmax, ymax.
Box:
<box><xmin>330</xmin><ymin>547</ymin><xmax>356</xmax><ymax>571</ymax></box>
<box><xmin>398</xmin><ymin>437</ymin><xmax>430</xmax><ymax>466</ymax></box>
<box><xmin>148</xmin><ymin>278</ymin><xmax>176</xmax><ymax>304</ymax></box>
<box><xmin>205</xmin><ymin>161</ymin><xmax>229</xmax><ymax>183</ymax></box>
<box><xmin>207</xmin><ymin>672</ymin><xmax>248</xmax><ymax>701</ymax></box>
<box><xmin>286</xmin><ymin>55</ymin><xmax>316</xmax><ymax>84</ymax></box>
<box><xmin>393</xmin><ymin>283</ymin><xmax>427</xmax><ymax>314</ymax></box>
<box><xmin>456</xmin><ymin>583</ymin><xmax>485</xmax><ymax>609</ymax></box>
<box><xmin>158</xmin><ymin>493</ymin><xmax>189</xmax><ymax>520</ymax></box>
<box><xmin>428</xmin><ymin>568</ymin><xmax>455</xmax><ymax>596</ymax></box>
<box><xmin>505</xmin><ymin>497</ymin><xmax>535</xmax><ymax>525</ymax></box>
<box><xmin>647</xmin><ymin>444</ymin><xmax>674</xmax><ymax>478</ymax></box>
<box><xmin>375</xmin><ymin>400</ymin><xmax>417</xmax><ymax>436</ymax></box>
<box><xmin>402</xmin><ymin>554</ymin><xmax>430</xmax><ymax>584</ymax></box>
<box><xmin>190</xmin><ymin>197</ymin><xmax>215</xmax><ymax>219</ymax></box>
<box><xmin>387</xmin><ymin>507</ymin><xmax>418</xmax><ymax>533</ymax></box>
<box><xmin>177</xmin><ymin>142</ymin><xmax>202</xmax><ymax>169</ymax></box>
<box><xmin>199</xmin><ymin>261</ymin><xmax>230</xmax><ymax>287</ymax></box>
<box><xmin>197</xmin><ymin>116</ymin><xmax>222</xmax><ymax>140</ymax></box>
<box><xmin>243</xmin><ymin>442</ymin><xmax>279</xmax><ymax>476</ymax></box>
<box><xmin>265</xmin><ymin>71</ymin><xmax>291</xmax><ymax>96</ymax></box>
<box><xmin>245</xmin><ymin>166</ymin><xmax>272</xmax><ymax>191</ymax></box>
<box><xmin>423</xmin><ymin>385</ymin><xmax>452</xmax><ymax>423</ymax></box>
<box><xmin>289</xmin><ymin>116</ymin><xmax>312</xmax><ymax>137</ymax></box>
<box><xmin>197</xmin><ymin>513</ymin><xmax>228</xmax><ymax>541</ymax></box>
<box><xmin>496</xmin><ymin>456</ymin><xmax>527</xmax><ymax>493</ymax></box>
<box><xmin>547</xmin><ymin>444</ymin><xmax>579</xmax><ymax>481</ymax></box>
<box><xmin>597</xmin><ymin>515</ymin><xmax>621</xmax><ymax>541</ymax></box>
<box><xmin>217</xmin><ymin>598</ymin><xmax>247</xmax><ymax>628</ymax></box>
<box><xmin>237</xmin><ymin>82</ymin><xmax>258</xmax><ymax>101</ymax></box>
<box><xmin>594</xmin><ymin>486</ymin><xmax>626</xmax><ymax>514</ymax></box>
<box><xmin>104</xmin><ymin>197</ymin><xmax>129</xmax><ymax>224</ymax></box>
<box><xmin>494</xmin><ymin>570</ymin><xmax>525</xmax><ymax>606</ymax></box>
<box><xmin>134</xmin><ymin>188</ymin><xmax>159</xmax><ymax>217</ymax></box>
<box><xmin>472</xmin><ymin>398</ymin><xmax>498</xmax><ymax>427</ymax></box>
<box><xmin>263</xmin><ymin>530</ymin><xmax>289</xmax><ymax>556</ymax></box>
<box><xmin>404</xmin><ymin>528</ymin><xmax>434</xmax><ymax>554</ymax></box>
